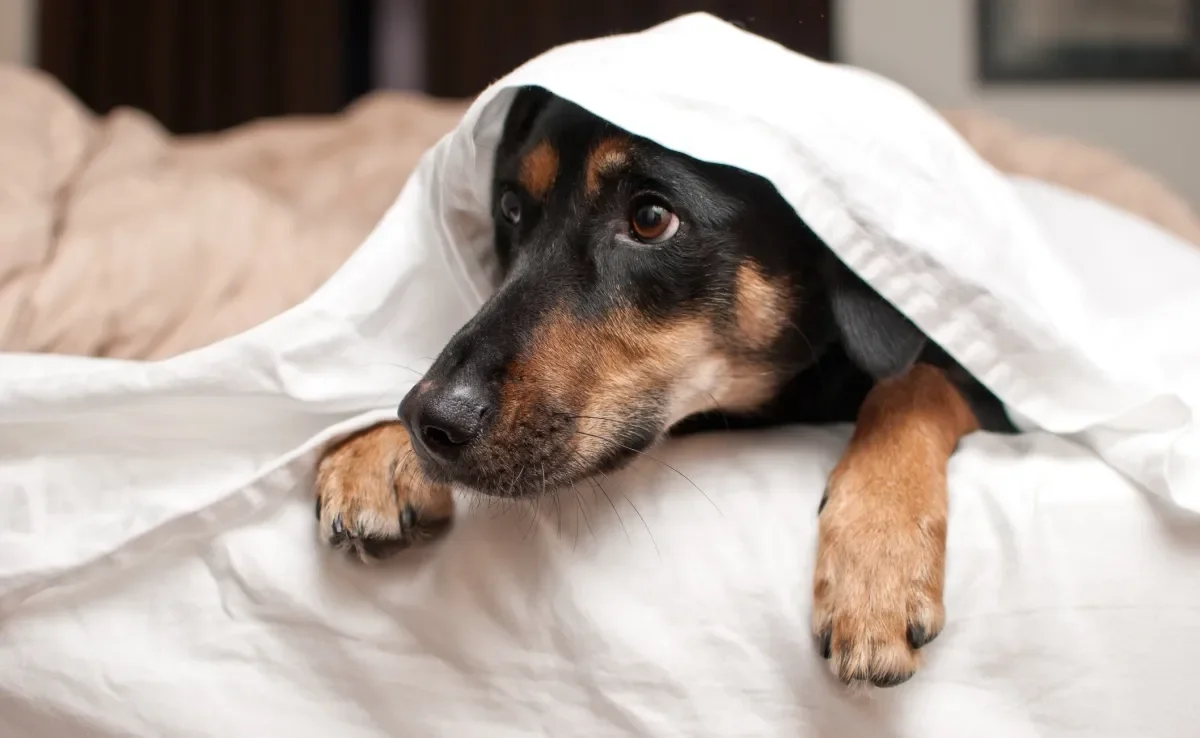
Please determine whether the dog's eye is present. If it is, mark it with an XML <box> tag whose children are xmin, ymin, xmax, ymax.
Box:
<box><xmin>630</xmin><ymin>200</ymin><xmax>679</xmax><ymax>243</ymax></box>
<box><xmin>499</xmin><ymin>189</ymin><xmax>522</xmax><ymax>225</ymax></box>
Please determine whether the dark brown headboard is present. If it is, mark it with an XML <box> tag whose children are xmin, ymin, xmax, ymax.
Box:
<box><xmin>425</xmin><ymin>0</ymin><xmax>834</xmax><ymax>98</ymax></box>
<box><xmin>37</xmin><ymin>0</ymin><xmax>366</xmax><ymax>134</ymax></box>
<box><xmin>36</xmin><ymin>0</ymin><xmax>833</xmax><ymax>133</ymax></box>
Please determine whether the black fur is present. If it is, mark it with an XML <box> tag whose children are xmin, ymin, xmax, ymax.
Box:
<box><xmin>398</xmin><ymin>87</ymin><xmax>1015</xmax><ymax>498</ymax></box>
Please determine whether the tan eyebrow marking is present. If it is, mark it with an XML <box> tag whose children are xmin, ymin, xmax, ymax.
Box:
<box><xmin>585</xmin><ymin>137</ymin><xmax>632</xmax><ymax>197</ymax></box>
<box><xmin>519</xmin><ymin>139</ymin><xmax>559</xmax><ymax>200</ymax></box>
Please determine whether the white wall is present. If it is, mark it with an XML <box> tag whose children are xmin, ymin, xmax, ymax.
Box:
<box><xmin>839</xmin><ymin>0</ymin><xmax>1200</xmax><ymax>205</ymax></box>
<box><xmin>0</xmin><ymin>0</ymin><xmax>34</xmax><ymax>66</ymax></box>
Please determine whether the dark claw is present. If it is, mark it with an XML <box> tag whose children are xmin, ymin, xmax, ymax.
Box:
<box><xmin>817</xmin><ymin>630</ymin><xmax>832</xmax><ymax>659</ymax></box>
<box><xmin>315</xmin><ymin>497</ymin><xmax>322</xmax><ymax>520</ymax></box>
<box><xmin>401</xmin><ymin>504</ymin><xmax>416</xmax><ymax>531</ymax></box>
<box><xmin>839</xmin><ymin>664</ymin><xmax>864</xmax><ymax>686</ymax></box>
<box><xmin>360</xmin><ymin>535</ymin><xmax>413</xmax><ymax>560</ymax></box>
<box><xmin>331</xmin><ymin>513</ymin><xmax>346</xmax><ymax>537</ymax></box>
<box><xmin>817</xmin><ymin>493</ymin><xmax>828</xmax><ymax>515</ymax></box>
<box><xmin>870</xmin><ymin>670</ymin><xmax>914</xmax><ymax>689</ymax></box>
<box><xmin>907</xmin><ymin>622</ymin><xmax>936</xmax><ymax>649</ymax></box>
<box><xmin>422</xmin><ymin>516</ymin><xmax>453</xmax><ymax>538</ymax></box>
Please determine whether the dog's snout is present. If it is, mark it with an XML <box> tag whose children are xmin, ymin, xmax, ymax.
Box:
<box><xmin>400</xmin><ymin>380</ymin><xmax>492</xmax><ymax>463</ymax></box>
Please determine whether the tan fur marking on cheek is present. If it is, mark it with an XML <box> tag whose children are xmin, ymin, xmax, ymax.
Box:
<box><xmin>663</xmin><ymin>353</ymin><xmax>781</xmax><ymax>426</ymax></box>
<box><xmin>571</xmin><ymin>314</ymin><xmax>786</xmax><ymax>442</ymax></box>
<box><xmin>735</xmin><ymin>262</ymin><xmax>789</xmax><ymax>350</ymax></box>
<box><xmin>498</xmin><ymin>310</ymin><xmax>583</xmax><ymax>425</ymax></box>
<box><xmin>498</xmin><ymin>309</ymin><xmax>695</xmax><ymax>460</ymax></box>
<box><xmin>585</xmin><ymin>137</ymin><xmax>631</xmax><ymax>197</ymax></box>
<box><xmin>519</xmin><ymin>140</ymin><xmax>559</xmax><ymax>199</ymax></box>
<box><xmin>568</xmin><ymin>310</ymin><xmax>686</xmax><ymax>458</ymax></box>
<box><xmin>573</xmin><ymin>316</ymin><xmax>711</xmax><ymax>456</ymax></box>
<box><xmin>494</xmin><ymin>306</ymin><xmax>778</xmax><ymax>464</ymax></box>
<box><xmin>496</xmin><ymin>306</ymin><xmax>641</xmax><ymax>446</ymax></box>
<box><xmin>812</xmin><ymin>364</ymin><xmax>980</xmax><ymax>686</ymax></box>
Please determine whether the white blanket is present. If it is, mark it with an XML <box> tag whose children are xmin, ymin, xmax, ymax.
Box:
<box><xmin>2</xmin><ymin>13</ymin><xmax>1199</xmax><ymax>738</ymax></box>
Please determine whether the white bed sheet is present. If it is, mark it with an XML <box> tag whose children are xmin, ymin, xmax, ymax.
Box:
<box><xmin>2</xmin><ymin>421</ymin><xmax>1198</xmax><ymax>738</ymax></box>
<box><xmin>2</xmin><ymin>14</ymin><xmax>1200</xmax><ymax>738</ymax></box>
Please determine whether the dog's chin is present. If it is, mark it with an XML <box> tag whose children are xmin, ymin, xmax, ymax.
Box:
<box><xmin>418</xmin><ymin>426</ymin><xmax>664</xmax><ymax>500</ymax></box>
<box><xmin>447</xmin><ymin>454</ymin><xmax>634</xmax><ymax>500</ymax></box>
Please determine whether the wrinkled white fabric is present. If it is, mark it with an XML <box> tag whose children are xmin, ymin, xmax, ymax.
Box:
<box><xmin>1</xmin><ymin>13</ymin><xmax>1198</xmax><ymax>738</ymax></box>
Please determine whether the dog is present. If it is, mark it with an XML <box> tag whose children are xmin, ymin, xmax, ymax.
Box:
<box><xmin>313</xmin><ymin>86</ymin><xmax>1016</xmax><ymax>688</ymax></box>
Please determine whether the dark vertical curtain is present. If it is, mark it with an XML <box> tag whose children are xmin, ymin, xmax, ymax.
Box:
<box><xmin>38</xmin><ymin>0</ymin><xmax>367</xmax><ymax>134</ymax></box>
<box><xmin>424</xmin><ymin>0</ymin><xmax>834</xmax><ymax>98</ymax></box>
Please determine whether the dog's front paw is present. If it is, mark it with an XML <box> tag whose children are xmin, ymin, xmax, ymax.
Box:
<box><xmin>811</xmin><ymin>473</ymin><xmax>946</xmax><ymax>688</ymax></box>
<box><xmin>315</xmin><ymin>422</ymin><xmax>454</xmax><ymax>563</ymax></box>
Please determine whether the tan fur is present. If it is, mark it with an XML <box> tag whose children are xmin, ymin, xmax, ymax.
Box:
<box><xmin>500</xmin><ymin>307</ymin><xmax>779</xmax><ymax>462</ymax></box>
<box><xmin>585</xmin><ymin>137</ymin><xmax>631</xmax><ymax>197</ymax></box>
<box><xmin>315</xmin><ymin>422</ymin><xmax>454</xmax><ymax>562</ymax></box>
<box><xmin>812</xmin><ymin>363</ymin><xmax>979</xmax><ymax>685</ymax></box>
<box><xmin>519</xmin><ymin>140</ymin><xmax>559</xmax><ymax>200</ymax></box>
<box><xmin>734</xmin><ymin>261</ymin><xmax>790</xmax><ymax>351</ymax></box>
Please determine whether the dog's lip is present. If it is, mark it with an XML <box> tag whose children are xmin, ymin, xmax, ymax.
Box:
<box><xmin>589</xmin><ymin>426</ymin><xmax>660</xmax><ymax>469</ymax></box>
<box><xmin>428</xmin><ymin>456</ymin><xmax>587</xmax><ymax>500</ymax></box>
<box><xmin>408</xmin><ymin>443</ymin><xmax>461</xmax><ymax>487</ymax></box>
<box><xmin>410</xmin><ymin>418</ymin><xmax>665</xmax><ymax>498</ymax></box>
<box><xmin>407</xmin><ymin>434</ymin><xmax>435</xmax><ymax>464</ymax></box>
<box><xmin>406</xmin><ymin>446</ymin><xmax>518</xmax><ymax>496</ymax></box>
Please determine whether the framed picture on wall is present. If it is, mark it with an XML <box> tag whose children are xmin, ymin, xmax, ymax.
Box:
<box><xmin>978</xmin><ymin>0</ymin><xmax>1200</xmax><ymax>81</ymax></box>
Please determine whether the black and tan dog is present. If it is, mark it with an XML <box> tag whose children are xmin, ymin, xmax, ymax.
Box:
<box><xmin>314</xmin><ymin>87</ymin><xmax>1015</xmax><ymax>687</ymax></box>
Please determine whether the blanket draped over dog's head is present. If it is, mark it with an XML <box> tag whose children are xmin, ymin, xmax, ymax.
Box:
<box><xmin>435</xmin><ymin>14</ymin><xmax>1200</xmax><ymax>509</ymax></box>
<box><xmin>1</xmin><ymin>13</ymin><xmax>1198</xmax><ymax>609</ymax></box>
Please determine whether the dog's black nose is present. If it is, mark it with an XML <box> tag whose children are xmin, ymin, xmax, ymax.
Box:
<box><xmin>400</xmin><ymin>381</ymin><xmax>490</xmax><ymax>462</ymax></box>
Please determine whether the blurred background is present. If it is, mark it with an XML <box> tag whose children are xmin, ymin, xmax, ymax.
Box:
<box><xmin>1</xmin><ymin>0</ymin><xmax>1197</xmax><ymax>201</ymax></box>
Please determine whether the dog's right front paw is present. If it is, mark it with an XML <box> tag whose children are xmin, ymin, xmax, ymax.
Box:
<box><xmin>315</xmin><ymin>422</ymin><xmax>454</xmax><ymax>563</ymax></box>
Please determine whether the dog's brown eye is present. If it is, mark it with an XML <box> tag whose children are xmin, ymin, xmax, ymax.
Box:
<box><xmin>499</xmin><ymin>189</ymin><xmax>522</xmax><ymax>225</ymax></box>
<box><xmin>630</xmin><ymin>201</ymin><xmax>679</xmax><ymax>243</ymax></box>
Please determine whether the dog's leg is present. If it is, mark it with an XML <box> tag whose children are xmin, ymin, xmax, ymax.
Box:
<box><xmin>812</xmin><ymin>363</ymin><xmax>978</xmax><ymax>687</ymax></box>
<box><xmin>315</xmin><ymin>422</ymin><xmax>454</xmax><ymax>563</ymax></box>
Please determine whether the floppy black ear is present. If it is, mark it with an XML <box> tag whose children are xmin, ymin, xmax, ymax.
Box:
<box><xmin>822</xmin><ymin>256</ymin><xmax>927</xmax><ymax>381</ymax></box>
<box><xmin>495</xmin><ymin>86</ymin><xmax>553</xmax><ymax>163</ymax></box>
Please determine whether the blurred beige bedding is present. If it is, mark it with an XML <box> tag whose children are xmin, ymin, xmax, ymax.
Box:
<box><xmin>1</xmin><ymin>65</ymin><xmax>1197</xmax><ymax>360</ymax></box>
<box><xmin>0</xmin><ymin>66</ymin><xmax>466</xmax><ymax>359</ymax></box>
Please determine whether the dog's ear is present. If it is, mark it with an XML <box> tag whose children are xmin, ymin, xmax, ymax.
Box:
<box><xmin>822</xmin><ymin>256</ymin><xmax>926</xmax><ymax>381</ymax></box>
<box><xmin>496</xmin><ymin>86</ymin><xmax>553</xmax><ymax>162</ymax></box>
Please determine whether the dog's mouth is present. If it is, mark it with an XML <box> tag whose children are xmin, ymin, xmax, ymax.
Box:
<box><xmin>409</xmin><ymin>403</ymin><xmax>666</xmax><ymax>499</ymax></box>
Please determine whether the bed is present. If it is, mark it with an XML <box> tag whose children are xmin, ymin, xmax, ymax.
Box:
<box><xmin>2</xmin><ymin>16</ymin><xmax>1199</xmax><ymax>738</ymax></box>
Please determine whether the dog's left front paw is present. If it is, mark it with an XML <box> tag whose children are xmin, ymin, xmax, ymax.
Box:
<box><xmin>810</xmin><ymin>476</ymin><xmax>947</xmax><ymax>687</ymax></box>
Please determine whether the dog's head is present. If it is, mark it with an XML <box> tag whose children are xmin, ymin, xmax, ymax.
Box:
<box><xmin>398</xmin><ymin>87</ymin><xmax>922</xmax><ymax>497</ymax></box>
